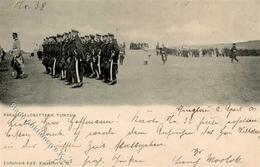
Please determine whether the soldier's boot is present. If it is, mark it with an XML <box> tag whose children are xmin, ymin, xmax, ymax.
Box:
<box><xmin>108</xmin><ymin>79</ymin><xmax>117</xmax><ymax>85</ymax></box>
<box><xmin>71</xmin><ymin>82</ymin><xmax>83</xmax><ymax>88</ymax></box>
<box><xmin>89</xmin><ymin>73</ymin><xmax>96</xmax><ymax>78</ymax></box>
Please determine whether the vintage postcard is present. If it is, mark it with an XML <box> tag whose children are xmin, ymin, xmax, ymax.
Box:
<box><xmin>0</xmin><ymin>0</ymin><xmax>259</xmax><ymax>166</ymax></box>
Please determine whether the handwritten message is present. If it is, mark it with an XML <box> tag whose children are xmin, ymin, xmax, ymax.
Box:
<box><xmin>0</xmin><ymin>104</ymin><xmax>259</xmax><ymax>167</ymax></box>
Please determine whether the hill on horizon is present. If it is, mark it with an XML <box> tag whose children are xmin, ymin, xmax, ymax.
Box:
<box><xmin>169</xmin><ymin>40</ymin><xmax>260</xmax><ymax>50</ymax></box>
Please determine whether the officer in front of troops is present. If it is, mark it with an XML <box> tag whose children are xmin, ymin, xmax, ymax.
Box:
<box><xmin>106</xmin><ymin>33</ymin><xmax>119</xmax><ymax>85</ymax></box>
<box><xmin>230</xmin><ymin>43</ymin><xmax>239</xmax><ymax>63</ymax></box>
<box><xmin>68</xmin><ymin>29</ymin><xmax>84</xmax><ymax>88</ymax></box>
<box><xmin>11</xmin><ymin>32</ymin><xmax>23</xmax><ymax>79</ymax></box>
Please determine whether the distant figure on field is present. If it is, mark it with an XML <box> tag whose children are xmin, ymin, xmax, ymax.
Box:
<box><xmin>160</xmin><ymin>44</ymin><xmax>167</xmax><ymax>64</ymax></box>
<box><xmin>230</xmin><ymin>43</ymin><xmax>239</xmax><ymax>63</ymax></box>
<box><xmin>119</xmin><ymin>44</ymin><xmax>126</xmax><ymax>65</ymax></box>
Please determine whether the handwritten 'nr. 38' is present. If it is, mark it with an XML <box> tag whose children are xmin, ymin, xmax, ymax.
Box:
<box><xmin>11</xmin><ymin>0</ymin><xmax>47</xmax><ymax>11</ymax></box>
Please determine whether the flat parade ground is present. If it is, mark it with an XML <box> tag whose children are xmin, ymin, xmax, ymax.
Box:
<box><xmin>0</xmin><ymin>50</ymin><xmax>259</xmax><ymax>105</ymax></box>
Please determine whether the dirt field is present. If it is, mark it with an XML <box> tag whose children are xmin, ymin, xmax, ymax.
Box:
<box><xmin>0</xmin><ymin>50</ymin><xmax>259</xmax><ymax>105</ymax></box>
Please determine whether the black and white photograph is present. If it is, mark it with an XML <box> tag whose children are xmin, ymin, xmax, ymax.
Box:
<box><xmin>0</xmin><ymin>1</ymin><xmax>259</xmax><ymax>167</ymax></box>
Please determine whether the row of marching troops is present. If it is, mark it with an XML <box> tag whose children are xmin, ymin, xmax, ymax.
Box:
<box><xmin>155</xmin><ymin>43</ymin><xmax>239</xmax><ymax>64</ymax></box>
<box><xmin>174</xmin><ymin>48</ymin><xmax>230</xmax><ymax>58</ymax></box>
<box><xmin>129</xmin><ymin>42</ymin><xmax>149</xmax><ymax>50</ymax></box>
<box><xmin>41</xmin><ymin>30</ymin><xmax>120</xmax><ymax>88</ymax></box>
<box><xmin>156</xmin><ymin>45</ymin><xmax>234</xmax><ymax>58</ymax></box>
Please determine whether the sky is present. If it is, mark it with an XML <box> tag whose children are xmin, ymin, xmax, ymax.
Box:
<box><xmin>0</xmin><ymin>0</ymin><xmax>259</xmax><ymax>51</ymax></box>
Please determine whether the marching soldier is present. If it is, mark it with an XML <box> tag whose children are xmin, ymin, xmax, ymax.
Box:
<box><xmin>88</xmin><ymin>34</ymin><xmax>96</xmax><ymax>78</ymax></box>
<box><xmin>69</xmin><ymin>29</ymin><xmax>84</xmax><ymax>88</ymax></box>
<box><xmin>230</xmin><ymin>43</ymin><xmax>239</xmax><ymax>63</ymax></box>
<box><xmin>82</xmin><ymin>35</ymin><xmax>92</xmax><ymax>77</ymax></box>
<box><xmin>106</xmin><ymin>33</ymin><xmax>119</xmax><ymax>85</ymax></box>
<box><xmin>100</xmin><ymin>34</ymin><xmax>109</xmax><ymax>82</ymax></box>
<box><xmin>49</xmin><ymin>36</ymin><xmax>57</xmax><ymax>77</ymax></box>
<box><xmin>42</xmin><ymin>37</ymin><xmax>50</xmax><ymax>73</ymax></box>
<box><xmin>53</xmin><ymin>34</ymin><xmax>63</xmax><ymax>78</ymax></box>
<box><xmin>65</xmin><ymin>32</ymin><xmax>75</xmax><ymax>85</ymax></box>
<box><xmin>59</xmin><ymin>33</ymin><xmax>68</xmax><ymax>80</ymax></box>
<box><xmin>93</xmin><ymin>34</ymin><xmax>103</xmax><ymax>80</ymax></box>
<box><xmin>161</xmin><ymin>44</ymin><xmax>167</xmax><ymax>64</ymax></box>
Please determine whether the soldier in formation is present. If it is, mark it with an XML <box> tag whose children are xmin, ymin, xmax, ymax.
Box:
<box><xmin>41</xmin><ymin>30</ymin><xmax>120</xmax><ymax>88</ymax></box>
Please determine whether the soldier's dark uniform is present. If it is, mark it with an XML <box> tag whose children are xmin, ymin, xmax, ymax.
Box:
<box><xmin>53</xmin><ymin>34</ymin><xmax>63</xmax><ymax>78</ymax></box>
<box><xmin>161</xmin><ymin>45</ymin><xmax>167</xmax><ymax>64</ymax></box>
<box><xmin>106</xmin><ymin>33</ymin><xmax>119</xmax><ymax>85</ymax></box>
<box><xmin>93</xmin><ymin>34</ymin><xmax>103</xmax><ymax>79</ymax></box>
<box><xmin>68</xmin><ymin>30</ymin><xmax>84</xmax><ymax>88</ymax></box>
<box><xmin>65</xmin><ymin>34</ymin><xmax>75</xmax><ymax>84</ymax></box>
<box><xmin>88</xmin><ymin>35</ymin><xmax>96</xmax><ymax>78</ymax></box>
<box><xmin>58</xmin><ymin>33</ymin><xmax>68</xmax><ymax>80</ymax></box>
<box><xmin>46</xmin><ymin>37</ymin><xmax>56</xmax><ymax>76</ymax></box>
<box><xmin>42</xmin><ymin>38</ymin><xmax>50</xmax><ymax>73</ymax></box>
<box><xmin>100</xmin><ymin>35</ymin><xmax>109</xmax><ymax>82</ymax></box>
<box><xmin>82</xmin><ymin>35</ymin><xmax>92</xmax><ymax>77</ymax></box>
<box><xmin>230</xmin><ymin>43</ymin><xmax>239</xmax><ymax>63</ymax></box>
<box><xmin>50</xmin><ymin>37</ymin><xmax>58</xmax><ymax>77</ymax></box>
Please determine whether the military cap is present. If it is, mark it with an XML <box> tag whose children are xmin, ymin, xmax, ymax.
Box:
<box><xmin>84</xmin><ymin>35</ymin><xmax>89</xmax><ymax>38</ymax></box>
<box><xmin>108</xmin><ymin>33</ymin><xmax>114</xmax><ymax>37</ymax></box>
<box><xmin>71</xmin><ymin>29</ymin><xmax>79</xmax><ymax>33</ymax></box>
<box><xmin>90</xmin><ymin>34</ymin><xmax>95</xmax><ymax>39</ymax></box>
<box><xmin>57</xmin><ymin>34</ymin><xmax>63</xmax><ymax>37</ymax></box>
<box><xmin>102</xmin><ymin>34</ymin><xmax>108</xmax><ymax>37</ymax></box>
<box><xmin>96</xmin><ymin>34</ymin><xmax>101</xmax><ymax>37</ymax></box>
